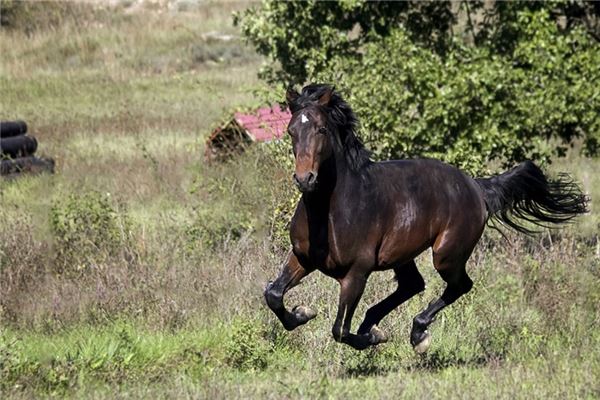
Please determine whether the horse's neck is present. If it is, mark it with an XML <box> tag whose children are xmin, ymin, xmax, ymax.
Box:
<box><xmin>303</xmin><ymin>153</ymin><xmax>361</xmax><ymax>217</ymax></box>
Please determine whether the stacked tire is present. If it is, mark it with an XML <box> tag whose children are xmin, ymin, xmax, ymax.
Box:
<box><xmin>1</xmin><ymin>120</ymin><xmax>55</xmax><ymax>177</ymax></box>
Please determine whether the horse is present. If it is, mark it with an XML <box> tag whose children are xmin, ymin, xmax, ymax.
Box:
<box><xmin>264</xmin><ymin>84</ymin><xmax>588</xmax><ymax>352</ymax></box>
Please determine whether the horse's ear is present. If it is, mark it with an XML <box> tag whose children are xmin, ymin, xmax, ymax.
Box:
<box><xmin>318</xmin><ymin>86</ymin><xmax>334</xmax><ymax>106</ymax></box>
<box><xmin>286</xmin><ymin>87</ymin><xmax>300</xmax><ymax>108</ymax></box>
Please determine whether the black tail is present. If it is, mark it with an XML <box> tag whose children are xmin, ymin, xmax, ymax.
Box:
<box><xmin>476</xmin><ymin>161</ymin><xmax>588</xmax><ymax>235</ymax></box>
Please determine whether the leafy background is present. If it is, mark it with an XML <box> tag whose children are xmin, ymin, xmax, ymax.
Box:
<box><xmin>237</xmin><ymin>1</ymin><xmax>600</xmax><ymax>173</ymax></box>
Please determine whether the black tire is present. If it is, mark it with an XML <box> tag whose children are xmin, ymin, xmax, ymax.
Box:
<box><xmin>0</xmin><ymin>135</ymin><xmax>37</xmax><ymax>158</ymax></box>
<box><xmin>0</xmin><ymin>120</ymin><xmax>28</xmax><ymax>138</ymax></box>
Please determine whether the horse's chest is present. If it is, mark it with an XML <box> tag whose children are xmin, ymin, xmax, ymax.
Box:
<box><xmin>290</xmin><ymin>217</ymin><xmax>355</xmax><ymax>275</ymax></box>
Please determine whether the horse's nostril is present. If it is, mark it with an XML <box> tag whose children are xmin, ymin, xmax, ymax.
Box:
<box><xmin>293</xmin><ymin>172</ymin><xmax>318</xmax><ymax>191</ymax></box>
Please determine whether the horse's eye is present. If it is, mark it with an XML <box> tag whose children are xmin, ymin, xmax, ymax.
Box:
<box><xmin>318</xmin><ymin>127</ymin><xmax>327</xmax><ymax>134</ymax></box>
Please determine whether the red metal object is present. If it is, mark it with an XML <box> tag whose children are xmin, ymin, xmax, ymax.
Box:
<box><xmin>205</xmin><ymin>106</ymin><xmax>291</xmax><ymax>161</ymax></box>
<box><xmin>233</xmin><ymin>106</ymin><xmax>291</xmax><ymax>142</ymax></box>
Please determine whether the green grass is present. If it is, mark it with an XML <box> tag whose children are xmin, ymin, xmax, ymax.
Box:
<box><xmin>1</xmin><ymin>2</ymin><xmax>599</xmax><ymax>399</ymax></box>
<box><xmin>2</xmin><ymin>249</ymin><xmax>599</xmax><ymax>398</ymax></box>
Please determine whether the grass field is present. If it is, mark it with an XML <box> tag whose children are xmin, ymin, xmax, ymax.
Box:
<box><xmin>1</xmin><ymin>2</ymin><xmax>599</xmax><ymax>398</ymax></box>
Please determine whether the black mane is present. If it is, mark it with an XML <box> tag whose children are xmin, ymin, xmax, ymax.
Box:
<box><xmin>290</xmin><ymin>84</ymin><xmax>372</xmax><ymax>172</ymax></box>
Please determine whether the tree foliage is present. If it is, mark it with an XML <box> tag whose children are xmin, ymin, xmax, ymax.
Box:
<box><xmin>236</xmin><ymin>1</ymin><xmax>600</xmax><ymax>173</ymax></box>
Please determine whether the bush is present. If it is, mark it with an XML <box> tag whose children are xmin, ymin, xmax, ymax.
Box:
<box><xmin>316</xmin><ymin>12</ymin><xmax>599</xmax><ymax>173</ymax></box>
<box><xmin>188</xmin><ymin>144</ymin><xmax>297</xmax><ymax>252</ymax></box>
<box><xmin>237</xmin><ymin>1</ymin><xmax>600</xmax><ymax>173</ymax></box>
<box><xmin>225</xmin><ymin>320</ymin><xmax>272</xmax><ymax>371</ymax></box>
<box><xmin>0</xmin><ymin>211</ymin><xmax>48</xmax><ymax>324</ymax></box>
<box><xmin>260</xmin><ymin>139</ymin><xmax>300</xmax><ymax>247</ymax></box>
<box><xmin>50</xmin><ymin>191</ymin><xmax>130</xmax><ymax>270</ymax></box>
<box><xmin>234</xmin><ymin>1</ymin><xmax>456</xmax><ymax>85</ymax></box>
<box><xmin>185</xmin><ymin>208</ymin><xmax>254</xmax><ymax>252</ymax></box>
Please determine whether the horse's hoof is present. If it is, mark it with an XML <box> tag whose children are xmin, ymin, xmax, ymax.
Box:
<box><xmin>369</xmin><ymin>325</ymin><xmax>388</xmax><ymax>345</ymax></box>
<box><xmin>413</xmin><ymin>331</ymin><xmax>431</xmax><ymax>354</ymax></box>
<box><xmin>292</xmin><ymin>306</ymin><xmax>317</xmax><ymax>323</ymax></box>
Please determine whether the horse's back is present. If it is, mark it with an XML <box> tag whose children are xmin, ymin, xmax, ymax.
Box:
<box><xmin>370</xmin><ymin>158</ymin><xmax>484</xmax><ymax>213</ymax></box>
<box><xmin>370</xmin><ymin>159</ymin><xmax>487</xmax><ymax>268</ymax></box>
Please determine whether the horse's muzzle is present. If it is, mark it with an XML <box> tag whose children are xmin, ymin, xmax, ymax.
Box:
<box><xmin>293</xmin><ymin>171</ymin><xmax>318</xmax><ymax>193</ymax></box>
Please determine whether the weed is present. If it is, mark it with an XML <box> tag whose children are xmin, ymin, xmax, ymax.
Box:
<box><xmin>225</xmin><ymin>320</ymin><xmax>272</xmax><ymax>371</ymax></box>
<box><xmin>49</xmin><ymin>190</ymin><xmax>130</xmax><ymax>272</ymax></box>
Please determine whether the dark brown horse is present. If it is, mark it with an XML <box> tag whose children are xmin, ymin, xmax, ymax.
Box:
<box><xmin>264</xmin><ymin>84</ymin><xmax>588</xmax><ymax>352</ymax></box>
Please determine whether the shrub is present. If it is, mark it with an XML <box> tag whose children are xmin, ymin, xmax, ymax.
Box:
<box><xmin>260</xmin><ymin>139</ymin><xmax>300</xmax><ymax>247</ymax></box>
<box><xmin>316</xmin><ymin>12</ymin><xmax>599</xmax><ymax>173</ymax></box>
<box><xmin>188</xmin><ymin>144</ymin><xmax>297</xmax><ymax>252</ymax></box>
<box><xmin>50</xmin><ymin>191</ymin><xmax>130</xmax><ymax>270</ymax></box>
<box><xmin>225</xmin><ymin>320</ymin><xmax>272</xmax><ymax>371</ymax></box>
<box><xmin>237</xmin><ymin>1</ymin><xmax>600</xmax><ymax>173</ymax></box>
<box><xmin>234</xmin><ymin>1</ymin><xmax>456</xmax><ymax>85</ymax></box>
<box><xmin>185</xmin><ymin>208</ymin><xmax>254</xmax><ymax>252</ymax></box>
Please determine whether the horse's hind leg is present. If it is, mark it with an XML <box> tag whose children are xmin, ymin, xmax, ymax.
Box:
<box><xmin>264</xmin><ymin>251</ymin><xmax>316</xmax><ymax>331</ymax></box>
<box><xmin>410</xmin><ymin>259</ymin><xmax>473</xmax><ymax>353</ymax></box>
<box><xmin>356</xmin><ymin>260</ymin><xmax>425</xmax><ymax>342</ymax></box>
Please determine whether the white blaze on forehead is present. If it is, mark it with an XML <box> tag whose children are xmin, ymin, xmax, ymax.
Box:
<box><xmin>301</xmin><ymin>114</ymin><xmax>309</xmax><ymax>124</ymax></box>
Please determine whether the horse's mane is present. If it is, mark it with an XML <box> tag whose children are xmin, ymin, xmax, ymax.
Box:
<box><xmin>289</xmin><ymin>84</ymin><xmax>372</xmax><ymax>173</ymax></box>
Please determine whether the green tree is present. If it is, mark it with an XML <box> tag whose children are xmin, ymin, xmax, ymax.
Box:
<box><xmin>236</xmin><ymin>1</ymin><xmax>600</xmax><ymax>173</ymax></box>
<box><xmin>234</xmin><ymin>1</ymin><xmax>456</xmax><ymax>84</ymax></box>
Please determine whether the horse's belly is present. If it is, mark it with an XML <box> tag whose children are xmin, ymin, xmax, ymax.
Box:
<box><xmin>294</xmin><ymin>236</ymin><xmax>374</xmax><ymax>280</ymax></box>
<box><xmin>316</xmin><ymin>257</ymin><xmax>352</xmax><ymax>279</ymax></box>
<box><xmin>376</xmin><ymin>228</ymin><xmax>433</xmax><ymax>269</ymax></box>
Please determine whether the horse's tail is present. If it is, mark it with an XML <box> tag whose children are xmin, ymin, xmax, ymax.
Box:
<box><xmin>475</xmin><ymin>161</ymin><xmax>588</xmax><ymax>235</ymax></box>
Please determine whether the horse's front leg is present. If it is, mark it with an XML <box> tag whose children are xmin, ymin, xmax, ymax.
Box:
<box><xmin>264</xmin><ymin>251</ymin><xmax>316</xmax><ymax>331</ymax></box>
<box><xmin>332</xmin><ymin>272</ymin><xmax>380</xmax><ymax>350</ymax></box>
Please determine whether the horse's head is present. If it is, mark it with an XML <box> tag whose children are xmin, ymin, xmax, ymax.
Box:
<box><xmin>286</xmin><ymin>85</ymin><xmax>335</xmax><ymax>193</ymax></box>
